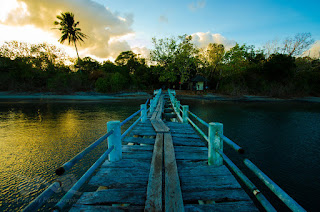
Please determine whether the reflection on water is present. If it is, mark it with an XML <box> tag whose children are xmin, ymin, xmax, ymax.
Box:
<box><xmin>0</xmin><ymin>100</ymin><xmax>144</xmax><ymax>211</ymax></box>
<box><xmin>1</xmin><ymin>99</ymin><xmax>320</xmax><ymax>211</ymax></box>
<box><xmin>183</xmin><ymin>100</ymin><xmax>320</xmax><ymax>211</ymax></box>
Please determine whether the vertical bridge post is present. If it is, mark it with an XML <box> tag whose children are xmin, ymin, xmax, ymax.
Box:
<box><xmin>208</xmin><ymin>122</ymin><xmax>223</xmax><ymax>166</ymax></box>
<box><xmin>107</xmin><ymin>120</ymin><xmax>122</xmax><ymax>162</ymax></box>
<box><xmin>182</xmin><ymin>105</ymin><xmax>189</xmax><ymax>123</ymax></box>
<box><xmin>141</xmin><ymin>104</ymin><xmax>147</xmax><ymax>123</ymax></box>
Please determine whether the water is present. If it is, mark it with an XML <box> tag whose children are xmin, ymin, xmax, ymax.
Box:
<box><xmin>0</xmin><ymin>99</ymin><xmax>145</xmax><ymax>211</ymax></box>
<box><xmin>182</xmin><ymin>99</ymin><xmax>320</xmax><ymax>211</ymax></box>
<box><xmin>0</xmin><ymin>99</ymin><xmax>320</xmax><ymax>211</ymax></box>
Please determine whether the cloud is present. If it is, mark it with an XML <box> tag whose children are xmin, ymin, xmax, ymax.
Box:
<box><xmin>303</xmin><ymin>40</ymin><xmax>320</xmax><ymax>59</ymax></box>
<box><xmin>191</xmin><ymin>32</ymin><xmax>236</xmax><ymax>50</ymax></box>
<box><xmin>159</xmin><ymin>15</ymin><xmax>168</xmax><ymax>24</ymax></box>
<box><xmin>132</xmin><ymin>46</ymin><xmax>150</xmax><ymax>59</ymax></box>
<box><xmin>0</xmin><ymin>0</ymin><xmax>134</xmax><ymax>59</ymax></box>
<box><xmin>188</xmin><ymin>0</ymin><xmax>206</xmax><ymax>11</ymax></box>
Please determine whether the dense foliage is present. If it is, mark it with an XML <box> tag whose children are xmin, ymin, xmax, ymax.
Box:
<box><xmin>0</xmin><ymin>34</ymin><xmax>319</xmax><ymax>97</ymax></box>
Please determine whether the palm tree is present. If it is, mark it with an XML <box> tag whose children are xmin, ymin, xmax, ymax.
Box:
<box><xmin>53</xmin><ymin>12</ymin><xmax>87</xmax><ymax>60</ymax></box>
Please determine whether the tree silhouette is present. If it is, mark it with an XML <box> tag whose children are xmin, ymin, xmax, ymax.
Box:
<box><xmin>54</xmin><ymin>12</ymin><xmax>87</xmax><ymax>60</ymax></box>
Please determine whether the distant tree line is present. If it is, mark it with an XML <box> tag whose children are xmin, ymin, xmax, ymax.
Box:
<box><xmin>0</xmin><ymin>33</ymin><xmax>319</xmax><ymax>96</ymax></box>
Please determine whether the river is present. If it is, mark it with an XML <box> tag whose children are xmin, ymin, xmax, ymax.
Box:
<box><xmin>0</xmin><ymin>98</ymin><xmax>319</xmax><ymax>211</ymax></box>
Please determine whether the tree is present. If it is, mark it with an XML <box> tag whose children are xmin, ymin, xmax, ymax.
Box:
<box><xmin>54</xmin><ymin>12</ymin><xmax>87</xmax><ymax>60</ymax></box>
<box><xmin>200</xmin><ymin>43</ymin><xmax>225</xmax><ymax>83</ymax></box>
<box><xmin>283</xmin><ymin>33</ymin><xmax>314</xmax><ymax>56</ymax></box>
<box><xmin>150</xmin><ymin>35</ymin><xmax>199</xmax><ymax>85</ymax></box>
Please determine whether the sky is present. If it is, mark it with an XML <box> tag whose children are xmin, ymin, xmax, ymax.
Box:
<box><xmin>0</xmin><ymin>0</ymin><xmax>319</xmax><ymax>60</ymax></box>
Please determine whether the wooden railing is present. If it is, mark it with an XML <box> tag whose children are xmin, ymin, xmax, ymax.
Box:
<box><xmin>167</xmin><ymin>89</ymin><xmax>306</xmax><ymax>212</ymax></box>
<box><xmin>23</xmin><ymin>89</ymin><xmax>162</xmax><ymax>212</ymax></box>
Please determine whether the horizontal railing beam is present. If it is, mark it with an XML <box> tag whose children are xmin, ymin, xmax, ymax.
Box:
<box><xmin>218</xmin><ymin>150</ymin><xmax>277</xmax><ymax>212</ymax></box>
<box><xmin>120</xmin><ymin>108</ymin><xmax>143</xmax><ymax>127</ymax></box>
<box><xmin>221</xmin><ymin>135</ymin><xmax>244</xmax><ymax>154</ymax></box>
<box><xmin>244</xmin><ymin>159</ymin><xmax>306</xmax><ymax>212</ymax></box>
<box><xmin>53</xmin><ymin>146</ymin><xmax>115</xmax><ymax>211</ymax></box>
<box><xmin>23</xmin><ymin>182</ymin><xmax>61</xmax><ymax>212</ymax></box>
<box><xmin>55</xmin><ymin>130</ymin><xmax>114</xmax><ymax>175</ymax></box>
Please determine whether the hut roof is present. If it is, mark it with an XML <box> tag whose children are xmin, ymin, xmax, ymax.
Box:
<box><xmin>191</xmin><ymin>75</ymin><xmax>208</xmax><ymax>82</ymax></box>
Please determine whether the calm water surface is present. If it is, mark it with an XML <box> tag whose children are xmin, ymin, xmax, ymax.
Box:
<box><xmin>182</xmin><ymin>99</ymin><xmax>320</xmax><ymax>211</ymax></box>
<box><xmin>0</xmin><ymin>99</ymin><xmax>320</xmax><ymax>211</ymax></box>
<box><xmin>0</xmin><ymin>99</ymin><xmax>145</xmax><ymax>211</ymax></box>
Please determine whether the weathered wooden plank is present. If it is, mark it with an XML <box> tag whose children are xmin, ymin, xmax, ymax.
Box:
<box><xmin>89</xmin><ymin>167</ymin><xmax>150</xmax><ymax>187</ymax></box>
<box><xmin>130</xmin><ymin>130</ymin><xmax>157</xmax><ymax>136</ymax></box>
<box><xmin>122</xmin><ymin>145</ymin><xmax>154</xmax><ymax>151</ymax></box>
<box><xmin>184</xmin><ymin>202</ymin><xmax>259</xmax><ymax>212</ymax></box>
<box><xmin>176</xmin><ymin>160</ymin><xmax>208</xmax><ymax>168</ymax></box>
<box><xmin>70</xmin><ymin>204</ymin><xmax>144</xmax><ymax>212</ymax></box>
<box><xmin>145</xmin><ymin>134</ymin><xmax>163</xmax><ymax>211</ymax></box>
<box><xmin>182</xmin><ymin>188</ymin><xmax>252</xmax><ymax>202</ymax></box>
<box><xmin>75</xmin><ymin>189</ymin><xmax>147</xmax><ymax>206</ymax></box>
<box><xmin>175</xmin><ymin>150</ymin><xmax>208</xmax><ymax>160</ymax></box>
<box><xmin>165</xmin><ymin>122</ymin><xmax>193</xmax><ymax>128</ymax></box>
<box><xmin>177</xmin><ymin>165</ymin><xmax>231</xmax><ymax>177</ymax></box>
<box><xmin>164</xmin><ymin>133</ymin><xmax>184</xmax><ymax>211</ymax></box>
<box><xmin>174</xmin><ymin>146</ymin><xmax>208</xmax><ymax>151</ymax></box>
<box><xmin>95</xmin><ymin>167</ymin><xmax>150</xmax><ymax>176</ymax></box>
<box><xmin>172</xmin><ymin>138</ymin><xmax>205</xmax><ymax>147</ymax></box>
<box><xmin>102</xmin><ymin>158</ymin><xmax>151</xmax><ymax>168</ymax></box>
<box><xmin>89</xmin><ymin>175</ymin><xmax>148</xmax><ymax>187</ymax></box>
<box><xmin>180</xmin><ymin>175</ymin><xmax>241</xmax><ymax>192</ymax></box>
<box><xmin>131</xmin><ymin>127</ymin><xmax>155</xmax><ymax>131</ymax></box>
<box><xmin>171</xmin><ymin>133</ymin><xmax>200</xmax><ymax>139</ymax></box>
<box><xmin>151</xmin><ymin>119</ymin><xmax>170</xmax><ymax>133</ymax></box>
<box><xmin>122</xmin><ymin>152</ymin><xmax>153</xmax><ymax>159</ymax></box>
<box><xmin>123</xmin><ymin>137</ymin><xmax>155</xmax><ymax>145</ymax></box>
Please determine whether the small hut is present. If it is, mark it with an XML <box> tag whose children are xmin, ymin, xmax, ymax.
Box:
<box><xmin>189</xmin><ymin>75</ymin><xmax>208</xmax><ymax>91</ymax></box>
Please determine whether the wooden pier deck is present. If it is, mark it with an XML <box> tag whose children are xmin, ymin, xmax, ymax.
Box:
<box><xmin>70</xmin><ymin>93</ymin><xmax>258</xmax><ymax>211</ymax></box>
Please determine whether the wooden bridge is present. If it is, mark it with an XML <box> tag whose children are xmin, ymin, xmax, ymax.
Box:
<box><xmin>23</xmin><ymin>89</ymin><xmax>306</xmax><ymax>212</ymax></box>
<box><xmin>69</xmin><ymin>91</ymin><xmax>257</xmax><ymax>211</ymax></box>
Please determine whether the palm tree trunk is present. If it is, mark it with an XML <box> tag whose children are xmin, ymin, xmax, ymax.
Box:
<box><xmin>74</xmin><ymin>41</ymin><xmax>80</xmax><ymax>60</ymax></box>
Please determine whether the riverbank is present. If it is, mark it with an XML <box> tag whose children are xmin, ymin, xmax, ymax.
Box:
<box><xmin>175</xmin><ymin>90</ymin><xmax>320</xmax><ymax>103</ymax></box>
<box><xmin>1</xmin><ymin>90</ymin><xmax>320</xmax><ymax>103</ymax></box>
<box><xmin>0</xmin><ymin>91</ymin><xmax>152</xmax><ymax>101</ymax></box>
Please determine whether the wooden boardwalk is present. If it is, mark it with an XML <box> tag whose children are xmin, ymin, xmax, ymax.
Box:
<box><xmin>70</xmin><ymin>93</ymin><xmax>258</xmax><ymax>211</ymax></box>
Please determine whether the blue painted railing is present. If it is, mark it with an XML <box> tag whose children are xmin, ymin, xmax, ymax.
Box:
<box><xmin>167</xmin><ymin>89</ymin><xmax>306</xmax><ymax>212</ymax></box>
<box><xmin>23</xmin><ymin>89</ymin><xmax>162</xmax><ymax>212</ymax></box>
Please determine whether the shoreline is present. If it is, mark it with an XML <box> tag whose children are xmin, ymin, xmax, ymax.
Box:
<box><xmin>0</xmin><ymin>91</ymin><xmax>320</xmax><ymax>103</ymax></box>
<box><xmin>0</xmin><ymin>91</ymin><xmax>152</xmax><ymax>101</ymax></box>
<box><xmin>177</xmin><ymin>93</ymin><xmax>320</xmax><ymax>103</ymax></box>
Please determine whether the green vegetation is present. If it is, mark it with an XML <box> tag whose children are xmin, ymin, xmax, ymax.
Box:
<box><xmin>0</xmin><ymin>33</ymin><xmax>319</xmax><ymax>97</ymax></box>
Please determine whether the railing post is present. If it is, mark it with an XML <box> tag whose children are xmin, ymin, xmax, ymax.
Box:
<box><xmin>208</xmin><ymin>122</ymin><xmax>223</xmax><ymax>166</ymax></box>
<box><xmin>141</xmin><ymin>104</ymin><xmax>147</xmax><ymax>123</ymax></box>
<box><xmin>182</xmin><ymin>105</ymin><xmax>189</xmax><ymax>123</ymax></box>
<box><xmin>107</xmin><ymin>121</ymin><xmax>122</xmax><ymax>162</ymax></box>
